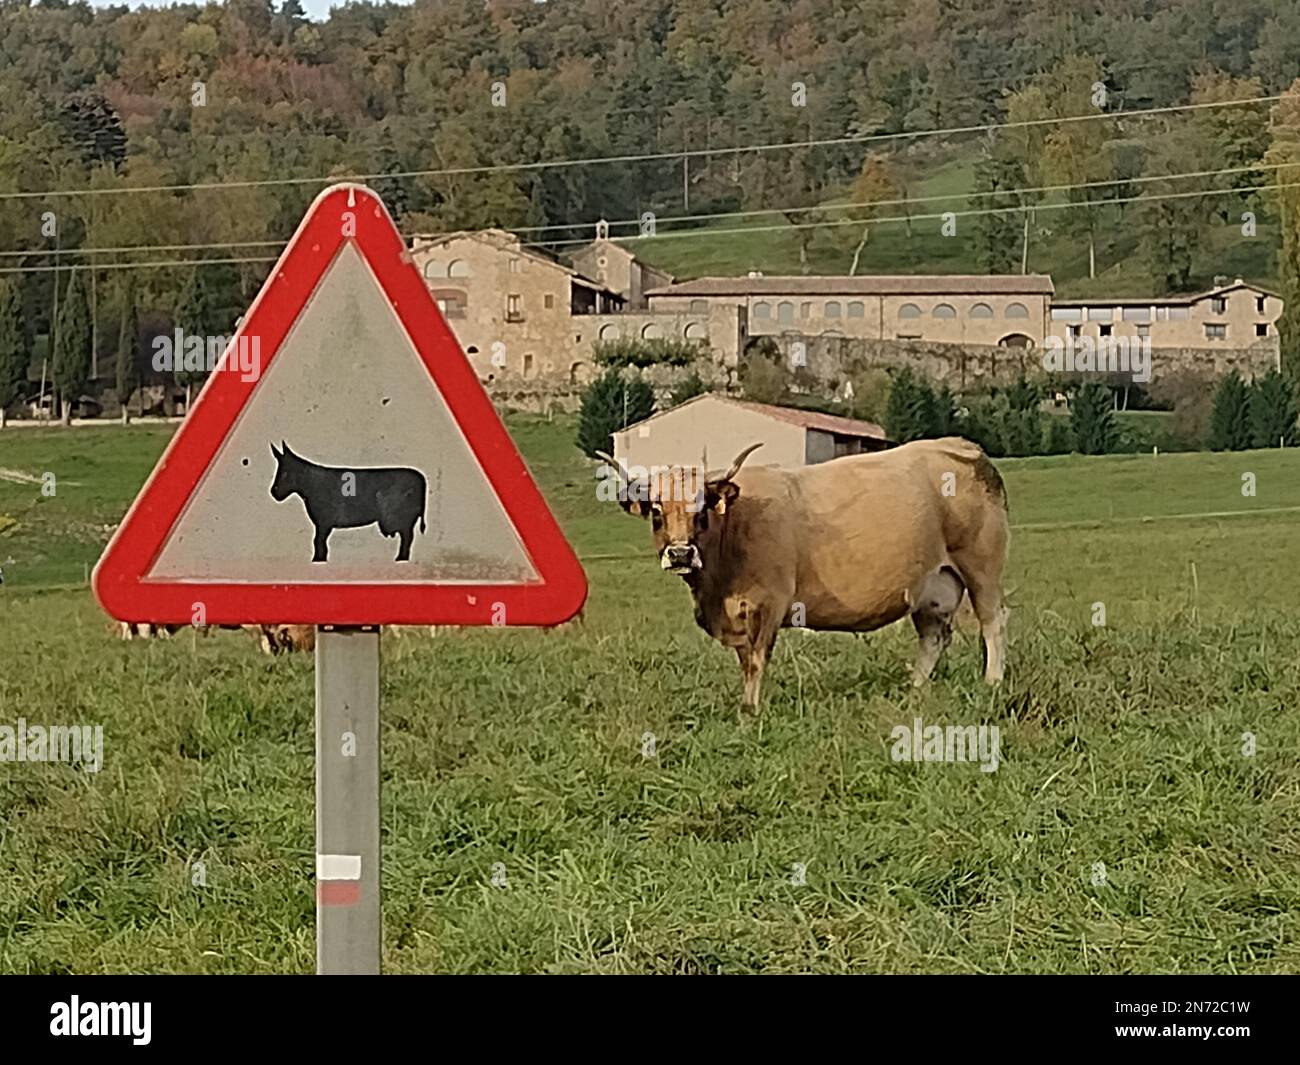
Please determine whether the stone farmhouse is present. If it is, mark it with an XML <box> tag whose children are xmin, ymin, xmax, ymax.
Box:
<box><xmin>1046</xmin><ymin>279</ymin><xmax>1282</xmax><ymax>348</ymax></box>
<box><xmin>407</xmin><ymin>229</ymin><xmax>743</xmax><ymax>384</ymax></box>
<box><xmin>407</xmin><ymin>227</ymin><xmax>1283</xmax><ymax>390</ymax></box>
<box><xmin>645</xmin><ymin>274</ymin><xmax>1055</xmax><ymax>348</ymax></box>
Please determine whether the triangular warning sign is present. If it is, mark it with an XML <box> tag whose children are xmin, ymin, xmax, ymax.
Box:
<box><xmin>94</xmin><ymin>184</ymin><xmax>587</xmax><ymax>627</ymax></box>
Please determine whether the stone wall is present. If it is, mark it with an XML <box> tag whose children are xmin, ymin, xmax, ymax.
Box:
<box><xmin>486</xmin><ymin>361</ymin><xmax>735</xmax><ymax>415</ymax></box>
<box><xmin>766</xmin><ymin>334</ymin><xmax>1280</xmax><ymax>391</ymax></box>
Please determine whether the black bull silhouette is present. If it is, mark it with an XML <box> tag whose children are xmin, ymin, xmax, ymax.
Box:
<box><xmin>269</xmin><ymin>442</ymin><xmax>427</xmax><ymax>562</ymax></box>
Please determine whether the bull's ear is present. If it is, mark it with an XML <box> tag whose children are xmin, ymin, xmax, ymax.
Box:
<box><xmin>621</xmin><ymin>479</ymin><xmax>651</xmax><ymax>519</ymax></box>
<box><xmin>705</xmin><ymin>480</ymin><xmax>740</xmax><ymax>515</ymax></box>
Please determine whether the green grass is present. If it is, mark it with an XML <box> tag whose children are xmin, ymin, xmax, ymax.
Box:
<box><xmin>1</xmin><ymin>420</ymin><xmax>1298</xmax><ymax>973</ymax></box>
<box><xmin>634</xmin><ymin>149</ymin><xmax>1280</xmax><ymax>297</ymax></box>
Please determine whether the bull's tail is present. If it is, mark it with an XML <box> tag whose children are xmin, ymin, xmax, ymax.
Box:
<box><xmin>932</xmin><ymin>437</ymin><xmax>1007</xmax><ymax>512</ymax></box>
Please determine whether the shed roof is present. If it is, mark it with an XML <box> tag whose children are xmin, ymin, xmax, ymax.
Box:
<box><xmin>623</xmin><ymin>393</ymin><xmax>888</xmax><ymax>442</ymax></box>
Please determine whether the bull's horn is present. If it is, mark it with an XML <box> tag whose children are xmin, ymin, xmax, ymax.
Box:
<box><xmin>594</xmin><ymin>449</ymin><xmax>625</xmax><ymax>474</ymax></box>
<box><xmin>594</xmin><ymin>449</ymin><xmax>630</xmax><ymax>486</ymax></box>
<box><xmin>711</xmin><ymin>442</ymin><xmax>763</xmax><ymax>483</ymax></box>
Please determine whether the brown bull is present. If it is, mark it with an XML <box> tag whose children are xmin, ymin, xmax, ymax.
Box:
<box><xmin>602</xmin><ymin>437</ymin><xmax>1009</xmax><ymax>711</ymax></box>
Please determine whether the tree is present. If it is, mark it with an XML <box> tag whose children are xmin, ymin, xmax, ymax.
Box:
<box><xmin>116</xmin><ymin>275</ymin><xmax>139</xmax><ymax>424</ymax></box>
<box><xmin>739</xmin><ymin>340</ymin><xmax>789</xmax><ymax>404</ymax></box>
<box><xmin>1136</xmin><ymin>127</ymin><xmax>1206</xmax><ymax>293</ymax></box>
<box><xmin>843</xmin><ymin>154</ymin><xmax>901</xmax><ymax>275</ymax></box>
<box><xmin>0</xmin><ymin>279</ymin><xmax>27</xmax><ymax>428</ymax></box>
<box><xmin>1208</xmin><ymin>371</ymin><xmax>1252</xmax><ymax>450</ymax></box>
<box><xmin>174</xmin><ymin>267</ymin><xmax>211</xmax><ymax>414</ymax></box>
<box><xmin>970</xmin><ymin>150</ymin><xmax>1023</xmax><ymax>274</ymax></box>
<box><xmin>999</xmin><ymin>376</ymin><xmax>1045</xmax><ymax>455</ymax></box>
<box><xmin>1033</xmin><ymin>56</ymin><xmax>1117</xmax><ymax>279</ymax></box>
<box><xmin>885</xmin><ymin>367</ymin><xmax>951</xmax><ymax>442</ymax></box>
<box><xmin>669</xmin><ymin>370</ymin><xmax>707</xmax><ymax>406</ymax></box>
<box><xmin>1267</xmin><ymin>80</ymin><xmax>1300</xmax><ymax>379</ymax></box>
<box><xmin>1248</xmin><ymin>369</ymin><xmax>1299</xmax><ymax>447</ymax></box>
<box><xmin>1070</xmin><ymin>381</ymin><xmax>1117</xmax><ymax>455</ymax></box>
<box><xmin>52</xmin><ymin>269</ymin><xmax>91</xmax><ymax>425</ymax></box>
<box><xmin>576</xmin><ymin>369</ymin><xmax>654</xmax><ymax>458</ymax></box>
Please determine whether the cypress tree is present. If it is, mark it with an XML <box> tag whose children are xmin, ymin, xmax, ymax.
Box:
<box><xmin>0</xmin><ymin>280</ymin><xmax>27</xmax><ymax>428</ymax></box>
<box><xmin>1208</xmin><ymin>371</ymin><xmax>1252</xmax><ymax>450</ymax></box>
<box><xmin>52</xmin><ymin>268</ymin><xmax>91</xmax><ymax>425</ymax></box>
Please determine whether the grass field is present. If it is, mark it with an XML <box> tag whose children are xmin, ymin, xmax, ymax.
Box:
<box><xmin>633</xmin><ymin>150</ymin><xmax>1282</xmax><ymax>298</ymax></box>
<box><xmin>2</xmin><ymin>421</ymin><xmax>1299</xmax><ymax>973</ymax></box>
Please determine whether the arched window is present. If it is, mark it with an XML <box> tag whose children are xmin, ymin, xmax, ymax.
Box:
<box><xmin>684</xmin><ymin>321</ymin><xmax>708</xmax><ymax>340</ymax></box>
<box><xmin>423</xmin><ymin>260</ymin><xmax>444</xmax><ymax>279</ymax></box>
<box><xmin>825</xmin><ymin>301</ymin><xmax>842</xmax><ymax>318</ymax></box>
<box><xmin>641</xmin><ymin>323</ymin><xmax>663</xmax><ymax>339</ymax></box>
<box><xmin>898</xmin><ymin>303</ymin><xmax>922</xmax><ymax>319</ymax></box>
<box><xmin>777</xmin><ymin>301</ymin><xmax>794</xmax><ymax>323</ymax></box>
<box><xmin>970</xmin><ymin>303</ymin><xmax>993</xmax><ymax>318</ymax></box>
<box><xmin>447</xmin><ymin>259</ymin><xmax>469</xmax><ymax>278</ymax></box>
<box><xmin>569</xmin><ymin>362</ymin><xmax>583</xmax><ymax>384</ymax></box>
<box><xmin>598</xmin><ymin>323</ymin><xmax>620</xmax><ymax>340</ymax></box>
<box><xmin>1005</xmin><ymin>302</ymin><xmax>1029</xmax><ymax>319</ymax></box>
<box><xmin>933</xmin><ymin>303</ymin><xmax>956</xmax><ymax>319</ymax></box>
<box><xmin>753</xmin><ymin>301</ymin><xmax>771</xmax><ymax>319</ymax></box>
<box><xmin>847</xmin><ymin>301</ymin><xmax>865</xmax><ymax>318</ymax></box>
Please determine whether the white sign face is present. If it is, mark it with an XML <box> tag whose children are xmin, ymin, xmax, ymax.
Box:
<box><xmin>149</xmin><ymin>243</ymin><xmax>537</xmax><ymax>584</ymax></box>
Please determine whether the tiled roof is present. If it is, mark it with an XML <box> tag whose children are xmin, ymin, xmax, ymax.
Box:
<box><xmin>646</xmin><ymin>275</ymin><xmax>1055</xmax><ymax>297</ymax></box>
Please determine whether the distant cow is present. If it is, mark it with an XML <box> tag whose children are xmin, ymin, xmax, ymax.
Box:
<box><xmin>602</xmin><ymin>437</ymin><xmax>1009</xmax><ymax>712</ymax></box>
<box><xmin>118</xmin><ymin>622</ymin><xmax>181</xmax><ymax>640</ymax></box>
<box><xmin>249</xmin><ymin>624</ymin><xmax>315</xmax><ymax>655</ymax></box>
<box><xmin>269</xmin><ymin>442</ymin><xmax>427</xmax><ymax>563</ymax></box>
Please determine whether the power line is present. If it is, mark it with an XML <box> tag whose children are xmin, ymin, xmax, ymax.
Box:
<box><xmin>0</xmin><ymin>177</ymin><xmax>1290</xmax><ymax>277</ymax></box>
<box><xmin>0</xmin><ymin>255</ymin><xmax>278</xmax><ymax>276</ymax></box>
<box><xmin>531</xmin><ymin>178</ymin><xmax>1300</xmax><ymax>250</ymax></box>
<box><xmin>0</xmin><ymin>239</ymin><xmax>282</xmax><ymax>260</ymax></box>
<box><xmin>0</xmin><ymin>92</ymin><xmax>1284</xmax><ymax>204</ymax></box>
<box><xmin>5</xmin><ymin>160</ymin><xmax>1292</xmax><ymax>262</ymax></box>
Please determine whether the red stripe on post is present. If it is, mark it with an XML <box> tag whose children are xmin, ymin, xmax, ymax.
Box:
<box><xmin>318</xmin><ymin>880</ymin><xmax>362</xmax><ymax>906</ymax></box>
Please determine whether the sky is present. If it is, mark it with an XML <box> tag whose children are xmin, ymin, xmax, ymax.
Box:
<box><xmin>86</xmin><ymin>0</ymin><xmax>415</xmax><ymax>21</ymax></box>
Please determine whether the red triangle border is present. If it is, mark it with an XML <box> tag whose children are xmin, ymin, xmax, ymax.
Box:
<box><xmin>93</xmin><ymin>184</ymin><xmax>588</xmax><ymax>627</ymax></box>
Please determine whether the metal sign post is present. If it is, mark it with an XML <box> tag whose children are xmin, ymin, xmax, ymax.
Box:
<box><xmin>314</xmin><ymin>626</ymin><xmax>381</xmax><ymax>974</ymax></box>
<box><xmin>92</xmin><ymin>184</ymin><xmax>588</xmax><ymax>975</ymax></box>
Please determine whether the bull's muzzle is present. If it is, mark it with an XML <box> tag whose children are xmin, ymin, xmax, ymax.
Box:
<box><xmin>661</xmin><ymin>542</ymin><xmax>700</xmax><ymax>575</ymax></box>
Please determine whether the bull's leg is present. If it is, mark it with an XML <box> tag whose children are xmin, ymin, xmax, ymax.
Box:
<box><xmin>973</xmin><ymin>589</ymin><xmax>1008</xmax><ymax>684</ymax></box>
<box><xmin>737</xmin><ymin>618</ymin><xmax>782</xmax><ymax>715</ymax></box>
<box><xmin>395</xmin><ymin>524</ymin><xmax>414</xmax><ymax>562</ymax></box>
<box><xmin>952</xmin><ymin>565</ymin><xmax>1008</xmax><ymax>685</ymax></box>
<box><xmin>736</xmin><ymin>642</ymin><xmax>769</xmax><ymax>712</ymax></box>
<box><xmin>312</xmin><ymin>524</ymin><xmax>331</xmax><ymax>563</ymax></box>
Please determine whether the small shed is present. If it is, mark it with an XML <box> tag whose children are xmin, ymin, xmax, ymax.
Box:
<box><xmin>612</xmin><ymin>393</ymin><xmax>890</xmax><ymax>471</ymax></box>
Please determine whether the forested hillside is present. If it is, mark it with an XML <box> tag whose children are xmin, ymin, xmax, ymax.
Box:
<box><xmin>3</xmin><ymin>0</ymin><xmax>1300</xmax><ymax>367</ymax></box>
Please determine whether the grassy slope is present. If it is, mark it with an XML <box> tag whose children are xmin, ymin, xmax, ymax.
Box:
<box><xmin>1</xmin><ymin>421</ymin><xmax>1298</xmax><ymax>973</ymax></box>
<box><xmin>634</xmin><ymin>154</ymin><xmax>1281</xmax><ymax>296</ymax></box>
